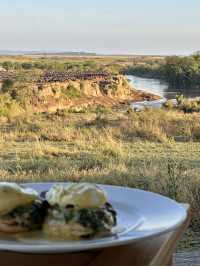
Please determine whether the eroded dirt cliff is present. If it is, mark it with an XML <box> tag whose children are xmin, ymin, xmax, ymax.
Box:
<box><xmin>27</xmin><ymin>74</ymin><xmax>159</xmax><ymax>112</ymax></box>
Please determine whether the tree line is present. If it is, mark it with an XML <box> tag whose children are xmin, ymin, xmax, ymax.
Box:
<box><xmin>0</xmin><ymin>60</ymin><xmax>100</xmax><ymax>72</ymax></box>
<box><xmin>123</xmin><ymin>52</ymin><xmax>200</xmax><ymax>88</ymax></box>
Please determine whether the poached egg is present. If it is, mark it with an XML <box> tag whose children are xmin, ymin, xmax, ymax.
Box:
<box><xmin>46</xmin><ymin>183</ymin><xmax>107</xmax><ymax>208</ymax></box>
<box><xmin>0</xmin><ymin>182</ymin><xmax>38</xmax><ymax>216</ymax></box>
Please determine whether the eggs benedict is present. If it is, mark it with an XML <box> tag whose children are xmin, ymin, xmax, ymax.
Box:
<box><xmin>0</xmin><ymin>183</ymin><xmax>48</xmax><ymax>233</ymax></box>
<box><xmin>44</xmin><ymin>183</ymin><xmax>117</xmax><ymax>239</ymax></box>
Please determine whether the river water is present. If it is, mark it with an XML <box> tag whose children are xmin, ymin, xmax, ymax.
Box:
<box><xmin>127</xmin><ymin>75</ymin><xmax>200</xmax><ymax>99</ymax></box>
<box><xmin>127</xmin><ymin>75</ymin><xmax>200</xmax><ymax>109</ymax></box>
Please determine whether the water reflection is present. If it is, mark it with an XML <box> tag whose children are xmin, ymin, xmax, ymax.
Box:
<box><xmin>127</xmin><ymin>75</ymin><xmax>200</xmax><ymax>99</ymax></box>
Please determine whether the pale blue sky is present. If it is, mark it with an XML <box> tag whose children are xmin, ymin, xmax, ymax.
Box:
<box><xmin>0</xmin><ymin>0</ymin><xmax>200</xmax><ymax>55</ymax></box>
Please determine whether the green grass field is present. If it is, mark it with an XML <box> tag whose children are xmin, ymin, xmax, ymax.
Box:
<box><xmin>0</xmin><ymin>109</ymin><xmax>200</xmax><ymax>191</ymax></box>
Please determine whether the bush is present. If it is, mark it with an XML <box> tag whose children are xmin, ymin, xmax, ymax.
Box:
<box><xmin>21</xmin><ymin>63</ymin><xmax>33</xmax><ymax>70</ymax></box>
<box><xmin>163</xmin><ymin>100</ymin><xmax>174</xmax><ymax>109</ymax></box>
<box><xmin>67</xmin><ymin>106</ymin><xmax>88</xmax><ymax>113</ymax></box>
<box><xmin>54</xmin><ymin>109</ymin><xmax>68</xmax><ymax>117</ymax></box>
<box><xmin>0</xmin><ymin>94</ymin><xmax>23</xmax><ymax>119</ymax></box>
<box><xmin>1</xmin><ymin>79</ymin><xmax>14</xmax><ymax>93</ymax></box>
<box><xmin>62</xmin><ymin>85</ymin><xmax>83</xmax><ymax>98</ymax></box>
<box><xmin>179</xmin><ymin>100</ymin><xmax>200</xmax><ymax>113</ymax></box>
<box><xmin>2</xmin><ymin>61</ymin><xmax>13</xmax><ymax>70</ymax></box>
<box><xmin>176</xmin><ymin>94</ymin><xmax>185</xmax><ymax>105</ymax></box>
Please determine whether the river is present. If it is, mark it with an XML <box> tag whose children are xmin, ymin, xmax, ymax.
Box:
<box><xmin>127</xmin><ymin>75</ymin><xmax>200</xmax><ymax>109</ymax></box>
<box><xmin>127</xmin><ymin>75</ymin><xmax>200</xmax><ymax>99</ymax></box>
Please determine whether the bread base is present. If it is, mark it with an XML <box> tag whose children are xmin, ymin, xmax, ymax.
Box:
<box><xmin>0</xmin><ymin>223</ymin><xmax>28</xmax><ymax>234</ymax></box>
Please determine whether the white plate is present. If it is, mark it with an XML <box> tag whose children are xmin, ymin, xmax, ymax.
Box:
<box><xmin>0</xmin><ymin>183</ymin><xmax>187</xmax><ymax>253</ymax></box>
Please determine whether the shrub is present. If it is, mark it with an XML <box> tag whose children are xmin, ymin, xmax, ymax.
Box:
<box><xmin>62</xmin><ymin>85</ymin><xmax>83</xmax><ymax>98</ymax></box>
<box><xmin>2</xmin><ymin>61</ymin><xmax>13</xmax><ymax>70</ymax></box>
<box><xmin>1</xmin><ymin>79</ymin><xmax>14</xmax><ymax>93</ymax></box>
<box><xmin>176</xmin><ymin>94</ymin><xmax>185</xmax><ymax>105</ymax></box>
<box><xmin>179</xmin><ymin>100</ymin><xmax>200</xmax><ymax>113</ymax></box>
<box><xmin>55</xmin><ymin>109</ymin><xmax>68</xmax><ymax>117</ymax></box>
<box><xmin>95</xmin><ymin>105</ymin><xmax>111</xmax><ymax>115</ymax></box>
<box><xmin>21</xmin><ymin>63</ymin><xmax>33</xmax><ymax>70</ymax></box>
<box><xmin>163</xmin><ymin>100</ymin><xmax>174</xmax><ymax>109</ymax></box>
<box><xmin>68</xmin><ymin>107</ymin><xmax>88</xmax><ymax>113</ymax></box>
<box><xmin>0</xmin><ymin>94</ymin><xmax>23</xmax><ymax>119</ymax></box>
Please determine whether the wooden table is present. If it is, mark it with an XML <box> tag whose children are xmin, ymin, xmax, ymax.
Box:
<box><xmin>0</xmin><ymin>204</ymin><xmax>190</xmax><ymax>266</ymax></box>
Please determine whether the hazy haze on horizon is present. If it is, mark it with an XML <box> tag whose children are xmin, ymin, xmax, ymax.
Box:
<box><xmin>0</xmin><ymin>0</ymin><xmax>200</xmax><ymax>55</ymax></box>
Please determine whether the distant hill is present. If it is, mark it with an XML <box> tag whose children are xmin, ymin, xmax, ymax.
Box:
<box><xmin>0</xmin><ymin>50</ymin><xmax>97</xmax><ymax>56</ymax></box>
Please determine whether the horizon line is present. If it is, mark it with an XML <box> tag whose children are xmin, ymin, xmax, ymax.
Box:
<box><xmin>0</xmin><ymin>49</ymin><xmax>197</xmax><ymax>57</ymax></box>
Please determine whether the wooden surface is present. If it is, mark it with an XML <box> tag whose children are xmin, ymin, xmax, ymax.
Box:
<box><xmin>173</xmin><ymin>251</ymin><xmax>200</xmax><ymax>266</ymax></box>
<box><xmin>150</xmin><ymin>204</ymin><xmax>191</xmax><ymax>266</ymax></box>
<box><xmin>0</xmin><ymin>204</ymin><xmax>191</xmax><ymax>266</ymax></box>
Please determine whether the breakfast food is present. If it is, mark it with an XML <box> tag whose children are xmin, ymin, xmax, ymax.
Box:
<box><xmin>44</xmin><ymin>183</ymin><xmax>117</xmax><ymax>239</ymax></box>
<box><xmin>0</xmin><ymin>183</ymin><xmax>48</xmax><ymax>233</ymax></box>
<box><xmin>0</xmin><ymin>182</ymin><xmax>117</xmax><ymax>240</ymax></box>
